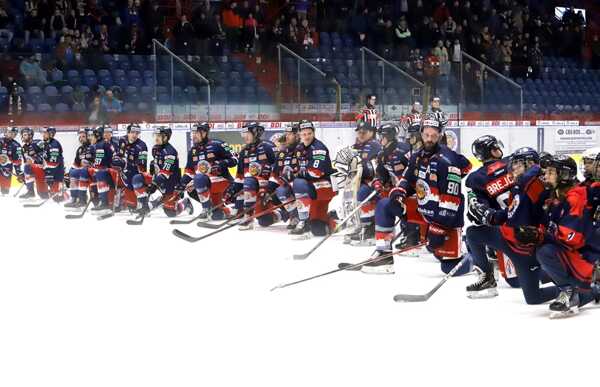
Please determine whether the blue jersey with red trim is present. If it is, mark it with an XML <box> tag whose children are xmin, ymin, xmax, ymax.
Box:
<box><xmin>152</xmin><ymin>143</ymin><xmax>180</xmax><ymax>189</ymax></box>
<box><xmin>466</xmin><ymin>157</ymin><xmax>514</xmax><ymax>212</ymax></box>
<box><xmin>295</xmin><ymin>138</ymin><xmax>334</xmax><ymax>181</ymax></box>
<box><xmin>374</xmin><ymin>140</ymin><xmax>411</xmax><ymax>188</ymax></box>
<box><xmin>352</xmin><ymin>138</ymin><xmax>382</xmax><ymax>181</ymax></box>
<box><xmin>500</xmin><ymin>165</ymin><xmax>546</xmax><ymax>254</ymax></box>
<box><xmin>235</xmin><ymin>140</ymin><xmax>276</xmax><ymax>183</ymax></box>
<box><xmin>271</xmin><ymin>144</ymin><xmax>299</xmax><ymax>184</ymax></box>
<box><xmin>91</xmin><ymin>140</ymin><xmax>114</xmax><ymax>169</ymax></box>
<box><xmin>117</xmin><ymin>138</ymin><xmax>148</xmax><ymax>175</ymax></box>
<box><xmin>184</xmin><ymin>139</ymin><xmax>237</xmax><ymax>180</ymax></box>
<box><xmin>0</xmin><ymin>138</ymin><xmax>23</xmax><ymax>175</ymax></box>
<box><xmin>22</xmin><ymin>139</ymin><xmax>44</xmax><ymax>165</ymax></box>
<box><xmin>41</xmin><ymin>138</ymin><xmax>64</xmax><ymax>170</ymax></box>
<box><xmin>544</xmin><ymin>186</ymin><xmax>590</xmax><ymax>252</ymax></box>
<box><xmin>73</xmin><ymin>142</ymin><xmax>93</xmax><ymax>168</ymax></box>
<box><xmin>396</xmin><ymin>144</ymin><xmax>470</xmax><ymax>228</ymax></box>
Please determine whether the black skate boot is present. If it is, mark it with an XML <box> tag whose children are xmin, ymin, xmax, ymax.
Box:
<box><xmin>289</xmin><ymin>219</ymin><xmax>310</xmax><ymax>237</ymax></box>
<box><xmin>64</xmin><ymin>198</ymin><xmax>82</xmax><ymax>209</ymax></box>
<box><xmin>287</xmin><ymin>215</ymin><xmax>300</xmax><ymax>230</ymax></box>
<box><xmin>19</xmin><ymin>190</ymin><xmax>36</xmax><ymax>200</ymax></box>
<box><xmin>350</xmin><ymin>223</ymin><xmax>375</xmax><ymax>246</ymax></box>
<box><xmin>361</xmin><ymin>250</ymin><xmax>394</xmax><ymax>274</ymax></box>
<box><xmin>592</xmin><ymin>262</ymin><xmax>600</xmax><ymax>304</ymax></box>
<box><xmin>549</xmin><ymin>286</ymin><xmax>580</xmax><ymax>319</ymax></box>
<box><xmin>466</xmin><ymin>270</ymin><xmax>498</xmax><ymax>299</ymax></box>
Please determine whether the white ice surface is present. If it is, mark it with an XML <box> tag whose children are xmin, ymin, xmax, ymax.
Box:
<box><xmin>0</xmin><ymin>194</ymin><xmax>597</xmax><ymax>387</ymax></box>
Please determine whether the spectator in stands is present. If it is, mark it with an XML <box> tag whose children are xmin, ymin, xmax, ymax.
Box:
<box><xmin>287</xmin><ymin>16</ymin><xmax>299</xmax><ymax>48</ymax></box>
<box><xmin>24</xmin><ymin>8</ymin><xmax>45</xmax><ymax>44</ymax></box>
<box><xmin>378</xmin><ymin>19</ymin><xmax>395</xmax><ymax>59</ymax></box>
<box><xmin>174</xmin><ymin>14</ymin><xmax>194</xmax><ymax>55</ymax></box>
<box><xmin>296</xmin><ymin>0</ymin><xmax>310</xmax><ymax>20</ymax></box>
<box><xmin>102</xmin><ymin>89</ymin><xmax>122</xmax><ymax>113</ymax></box>
<box><xmin>50</xmin><ymin>8</ymin><xmax>65</xmax><ymax>39</ymax></box>
<box><xmin>0</xmin><ymin>5</ymin><xmax>14</xmax><ymax>42</ymax></box>
<box><xmin>243</xmin><ymin>12</ymin><xmax>258</xmax><ymax>54</ymax></box>
<box><xmin>394</xmin><ymin>18</ymin><xmax>411</xmax><ymax>61</ymax></box>
<box><xmin>222</xmin><ymin>2</ymin><xmax>243</xmax><ymax>52</ymax></box>
<box><xmin>442</xmin><ymin>15</ymin><xmax>456</xmax><ymax>39</ymax></box>
<box><xmin>433</xmin><ymin>1</ymin><xmax>450</xmax><ymax>25</ymax></box>
<box><xmin>19</xmin><ymin>55</ymin><xmax>47</xmax><ymax>87</ymax></box>
<box><xmin>88</xmin><ymin>95</ymin><xmax>109</xmax><ymax>126</ymax></box>
<box><xmin>298</xmin><ymin>18</ymin><xmax>313</xmax><ymax>50</ymax></box>
<box><xmin>93</xmin><ymin>24</ymin><xmax>110</xmax><ymax>53</ymax></box>
<box><xmin>432</xmin><ymin>39</ymin><xmax>449</xmax><ymax>76</ymax></box>
<box><xmin>350</xmin><ymin>7</ymin><xmax>369</xmax><ymax>47</ymax></box>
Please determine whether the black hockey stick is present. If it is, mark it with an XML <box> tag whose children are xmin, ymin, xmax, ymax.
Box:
<box><xmin>169</xmin><ymin>191</ymin><xmax>244</xmax><ymax>225</ymax></box>
<box><xmin>173</xmin><ymin>198</ymin><xmax>295</xmax><ymax>243</ymax></box>
<box><xmin>392</xmin><ymin>256</ymin><xmax>469</xmax><ymax>303</ymax></box>
<box><xmin>196</xmin><ymin>192</ymin><xmax>277</xmax><ymax>229</ymax></box>
<box><xmin>271</xmin><ymin>242</ymin><xmax>426</xmax><ymax>291</ymax></box>
<box><xmin>12</xmin><ymin>183</ymin><xmax>25</xmax><ymax>198</ymax></box>
<box><xmin>23</xmin><ymin>192</ymin><xmax>59</xmax><ymax>208</ymax></box>
<box><xmin>292</xmin><ymin>190</ymin><xmax>377</xmax><ymax>260</ymax></box>
<box><xmin>65</xmin><ymin>199</ymin><xmax>93</xmax><ymax>219</ymax></box>
<box><xmin>126</xmin><ymin>201</ymin><xmax>164</xmax><ymax>225</ymax></box>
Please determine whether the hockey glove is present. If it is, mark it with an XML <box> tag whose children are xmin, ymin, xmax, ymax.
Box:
<box><xmin>426</xmin><ymin>224</ymin><xmax>447</xmax><ymax>250</ymax></box>
<box><xmin>147</xmin><ymin>183</ymin><xmax>159</xmax><ymax>195</ymax></box>
<box><xmin>515</xmin><ymin>225</ymin><xmax>541</xmax><ymax>245</ymax></box>
<box><xmin>280</xmin><ymin>165</ymin><xmax>295</xmax><ymax>185</ymax></box>
<box><xmin>371</xmin><ymin>179</ymin><xmax>384</xmax><ymax>195</ymax></box>
<box><xmin>258</xmin><ymin>188</ymin><xmax>270</xmax><ymax>207</ymax></box>
<box><xmin>210</xmin><ymin>161</ymin><xmax>223</xmax><ymax>176</ymax></box>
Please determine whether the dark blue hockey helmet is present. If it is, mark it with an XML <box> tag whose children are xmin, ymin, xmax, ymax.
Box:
<box><xmin>546</xmin><ymin>154</ymin><xmax>578</xmax><ymax>187</ymax></box>
<box><xmin>192</xmin><ymin>122</ymin><xmax>210</xmax><ymax>133</ymax></box>
<box><xmin>377</xmin><ymin>123</ymin><xmax>400</xmax><ymax>142</ymax></box>
<box><xmin>154</xmin><ymin>126</ymin><xmax>172</xmax><ymax>141</ymax></box>
<box><xmin>510</xmin><ymin>147</ymin><xmax>539</xmax><ymax>165</ymax></box>
<box><xmin>472</xmin><ymin>135</ymin><xmax>504</xmax><ymax>161</ymax></box>
<box><xmin>127</xmin><ymin>123</ymin><xmax>142</xmax><ymax>133</ymax></box>
<box><xmin>42</xmin><ymin>126</ymin><xmax>57</xmax><ymax>136</ymax></box>
<box><xmin>241</xmin><ymin>121</ymin><xmax>265</xmax><ymax>139</ymax></box>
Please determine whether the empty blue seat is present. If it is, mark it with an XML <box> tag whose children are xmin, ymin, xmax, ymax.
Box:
<box><xmin>37</xmin><ymin>103</ymin><xmax>52</xmax><ymax>112</ymax></box>
<box><xmin>72</xmin><ymin>102</ymin><xmax>86</xmax><ymax>112</ymax></box>
<box><xmin>55</xmin><ymin>103</ymin><xmax>70</xmax><ymax>113</ymax></box>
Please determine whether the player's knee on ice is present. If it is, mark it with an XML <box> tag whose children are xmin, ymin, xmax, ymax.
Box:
<box><xmin>193</xmin><ymin>174</ymin><xmax>211</xmax><ymax>203</ymax></box>
<box><xmin>435</xmin><ymin>254</ymin><xmax>472</xmax><ymax>276</ymax></box>
<box><xmin>375</xmin><ymin>198</ymin><xmax>404</xmax><ymax>228</ymax></box>
<box><xmin>132</xmin><ymin>174</ymin><xmax>146</xmax><ymax>190</ymax></box>
<box><xmin>310</xmin><ymin>219</ymin><xmax>329</xmax><ymax>236</ymax></box>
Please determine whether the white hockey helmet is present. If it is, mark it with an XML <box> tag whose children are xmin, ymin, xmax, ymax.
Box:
<box><xmin>580</xmin><ymin>147</ymin><xmax>600</xmax><ymax>178</ymax></box>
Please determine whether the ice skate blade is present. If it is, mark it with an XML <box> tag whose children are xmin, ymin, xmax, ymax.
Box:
<box><xmin>549</xmin><ymin>306</ymin><xmax>579</xmax><ymax>319</ymax></box>
<box><xmin>467</xmin><ymin>288</ymin><xmax>499</xmax><ymax>299</ymax></box>
<box><xmin>360</xmin><ymin>265</ymin><xmax>395</xmax><ymax>275</ymax></box>
<box><xmin>350</xmin><ymin>239</ymin><xmax>375</xmax><ymax>247</ymax></box>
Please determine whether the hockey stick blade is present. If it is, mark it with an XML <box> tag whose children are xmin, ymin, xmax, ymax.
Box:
<box><xmin>273</xmin><ymin>242</ymin><xmax>426</xmax><ymax>291</ymax></box>
<box><xmin>65</xmin><ymin>200</ymin><xmax>93</xmax><ymax>219</ymax></box>
<box><xmin>291</xmin><ymin>190</ymin><xmax>378</xmax><ymax>260</ymax></box>
<box><xmin>169</xmin><ymin>212</ymin><xmax>205</xmax><ymax>225</ymax></box>
<box><xmin>97</xmin><ymin>212</ymin><xmax>114</xmax><ymax>221</ymax></box>
<box><xmin>392</xmin><ymin>256</ymin><xmax>468</xmax><ymax>303</ymax></box>
<box><xmin>23</xmin><ymin>198</ymin><xmax>51</xmax><ymax>207</ymax></box>
<box><xmin>126</xmin><ymin>214</ymin><xmax>145</xmax><ymax>225</ymax></box>
<box><xmin>195</xmin><ymin>220</ymin><xmax>226</xmax><ymax>229</ymax></box>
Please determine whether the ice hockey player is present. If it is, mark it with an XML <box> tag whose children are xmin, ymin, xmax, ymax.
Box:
<box><xmin>356</xmin><ymin>94</ymin><xmax>380</xmax><ymax>128</ymax></box>
<box><xmin>102</xmin><ymin>125</ymin><xmax>121</xmax><ymax>152</ymax></box>
<box><xmin>223</xmin><ymin>122</ymin><xmax>276</xmax><ymax>230</ymax></box>
<box><xmin>536</xmin><ymin>155</ymin><xmax>600</xmax><ymax>318</ymax></box>
<box><xmin>0</xmin><ymin>127</ymin><xmax>23</xmax><ymax>196</ymax></box>
<box><xmin>112</xmin><ymin>123</ymin><xmax>148</xmax><ymax>211</ymax></box>
<box><xmin>346</xmin><ymin>120</ymin><xmax>383</xmax><ymax>245</ymax></box>
<box><xmin>401</xmin><ymin>101</ymin><xmax>423</xmax><ymax>152</ymax></box>
<box><xmin>132</xmin><ymin>127</ymin><xmax>192</xmax><ymax>217</ymax></box>
<box><xmin>64</xmin><ymin>128</ymin><xmax>94</xmax><ymax>208</ymax></box>
<box><xmin>580</xmin><ymin>147</ymin><xmax>600</xmax><ymax>187</ymax></box>
<box><xmin>290</xmin><ymin>119</ymin><xmax>336</xmax><ymax>237</ymax></box>
<box><xmin>366</xmin><ymin>113</ymin><xmax>472</xmax><ymax>275</ymax></box>
<box><xmin>465</xmin><ymin>135</ymin><xmax>519</xmax><ymax>296</ymax></box>
<box><xmin>86</xmin><ymin>126</ymin><xmax>115</xmax><ymax>213</ymax></box>
<box><xmin>40</xmin><ymin>126</ymin><xmax>65</xmax><ymax>201</ymax></box>
<box><xmin>19</xmin><ymin>127</ymin><xmax>45</xmax><ymax>199</ymax></box>
<box><xmin>466</xmin><ymin>147</ymin><xmax>559</xmax><ymax>304</ymax></box>
<box><xmin>183</xmin><ymin>122</ymin><xmax>237</xmax><ymax>220</ymax></box>
<box><xmin>267</xmin><ymin>122</ymin><xmax>300</xmax><ymax>229</ymax></box>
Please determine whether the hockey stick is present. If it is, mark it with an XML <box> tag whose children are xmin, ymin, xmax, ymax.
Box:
<box><xmin>292</xmin><ymin>190</ymin><xmax>378</xmax><ymax>260</ymax></box>
<box><xmin>23</xmin><ymin>192</ymin><xmax>59</xmax><ymax>207</ymax></box>
<box><xmin>65</xmin><ymin>199</ymin><xmax>93</xmax><ymax>219</ymax></box>
<box><xmin>196</xmin><ymin>191</ymin><xmax>277</xmax><ymax>229</ymax></box>
<box><xmin>12</xmin><ymin>183</ymin><xmax>25</xmax><ymax>198</ymax></box>
<box><xmin>392</xmin><ymin>256</ymin><xmax>469</xmax><ymax>303</ymax></box>
<box><xmin>126</xmin><ymin>202</ymin><xmax>163</xmax><ymax>226</ymax></box>
<box><xmin>96</xmin><ymin>187</ymin><xmax>127</xmax><ymax>221</ymax></box>
<box><xmin>168</xmin><ymin>188</ymin><xmax>240</xmax><ymax>225</ymax></box>
<box><xmin>173</xmin><ymin>198</ymin><xmax>295</xmax><ymax>243</ymax></box>
<box><xmin>271</xmin><ymin>242</ymin><xmax>426</xmax><ymax>291</ymax></box>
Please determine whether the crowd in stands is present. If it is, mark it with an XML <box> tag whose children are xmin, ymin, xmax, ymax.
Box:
<box><xmin>0</xmin><ymin>0</ymin><xmax>598</xmax><ymax>117</ymax></box>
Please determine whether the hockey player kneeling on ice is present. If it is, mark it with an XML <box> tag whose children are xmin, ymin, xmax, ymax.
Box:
<box><xmin>40</xmin><ymin>126</ymin><xmax>66</xmax><ymax>202</ymax></box>
<box><xmin>465</xmin><ymin>135</ymin><xmax>519</xmax><ymax>297</ymax></box>
<box><xmin>64</xmin><ymin>128</ymin><xmax>94</xmax><ymax>209</ymax></box>
<box><xmin>367</xmin><ymin>114</ymin><xmax>472</xmax><ymax>275</ymax></box>
<box><xmin>466</xmin><ymin>147</ymin><xmax>559</xmax><ymax>305</ymax></box>
<box><xmin>536</xmin><ymin>155</ymin><xmax>600</xmax><ymax>318</ymax></box>
<box><xmin>85</xmin><ymin>126</ymin><xmax>120</xmax><ymax>214</ymax></box>
<box><xmin>268</xmin><ymin>123</ymin><xmax>300</xmax><ymax>229</ymax></box>
<box><xmin>0</xmin><ymin>127</ymin><xmax>23</xmax><ymax>196</ymax></box>
<box><xmin>131</xmin><ymin>127</ymin><xmax>193</xmax><ymax>217</ymax></box>
<box><xmin>344</xmin><ymin>120</ymin><xmax>381</xmax><ymax>245</ymax></box>
<box><xmin>19</xmin><ymin>127</ymin><xmax>45</xmax><ymax>199</ymax></box>
<box><xmin>182</xmin><ymin>122</ymin><xmax>237</xmax><ymax>220</ymax></box>
<box><xmin>291</xmin><ymin>120</ymin><xmax>336</xmax><ymax>237</ymax></box>
<box><xmin>222</xmin><ymin>122</ymin><xmax>276</xmax><ymax>230</ymax></box>
<box><xmin>111</xmin><ymin>123</ymin><xmax>148</xmax><ymax>212</ymax></box>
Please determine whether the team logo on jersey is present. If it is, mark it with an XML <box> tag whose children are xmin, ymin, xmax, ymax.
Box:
<box><xmin>415</xmin><ymin>179</ymin><xmax>432</xmax><ymax>205</ymax></box>
<box><xmin>507</xmin><ymin>194</ymin><xmax>520</xmax><ymax>218</ymax></box>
